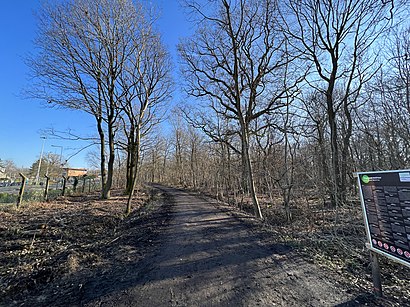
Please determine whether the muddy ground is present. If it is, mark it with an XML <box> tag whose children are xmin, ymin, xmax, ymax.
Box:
<box><xmin>0</xmin><ymin>185</ymin><xmax>407</xmax><ymax>306</ymax></box>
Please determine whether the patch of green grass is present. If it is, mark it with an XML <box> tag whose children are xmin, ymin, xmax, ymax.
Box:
<box><xmin>0</xmin><ymin>193</ymin><xmax>17</xmax><ymax>204</ymax></box>
<box><xmin>22</xmin><ymin>190</ymin><xmax>43</xmax><ymax>202</ymax></box>
<box><xmin>0</xmin><ymin>189</ymin><xmax>62</xmax><ymax>204</ymax></box>
<box><xmin>46</xmin><ymin>189</ymin><xmax>62</xmax><ymax>200</ymax></box>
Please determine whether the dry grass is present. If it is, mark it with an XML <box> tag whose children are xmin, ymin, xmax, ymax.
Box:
<box><xmin>213</xmin><ymin>189</ymin><xmax>410</xmax><ymax>305</ymax></box>
<box><xmin>0</xmin><ymin>190</ymin><xmax>150</xmax><ymax>301</ymax></box>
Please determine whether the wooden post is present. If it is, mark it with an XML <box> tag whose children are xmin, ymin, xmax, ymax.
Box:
<box><xmin>44</xmin><ymin>175</ymin><xmax>50</xmax><ymax>201</ymax></box>
<box><xmin>16</xmin><ymin>173</ymin><xmax>27</xmax><ymax>208</ymax></box>
<box><xmin>73</xmin><ymin>177</ymin><xmax>78</xmax><ymax>193</ymax></box>
<box><xmin>370</xmin><ymin>251</ymin><xmax>383</xmax><ymax>298</ymax></box>
<box><xmin>82</xmin><ymin>176</ymin><xmax>86</xmax><ymax>193</ymax></box>
<box><xmin>62</xmin><ymin>176</ymin><xmax>68</xmax><ymax>196</ymax></box>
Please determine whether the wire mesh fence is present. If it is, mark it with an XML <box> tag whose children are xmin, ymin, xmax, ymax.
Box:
<box><xmin>0</xmin><ymin>178</ymin><xmax>101</xmax><ymax>204</ymax></box>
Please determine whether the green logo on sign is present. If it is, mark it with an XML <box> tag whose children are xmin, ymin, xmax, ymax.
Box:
<box><xmin>361</xmin><ymin>175</ymin><xmax>370</xmax><ymax>184</ymax></box>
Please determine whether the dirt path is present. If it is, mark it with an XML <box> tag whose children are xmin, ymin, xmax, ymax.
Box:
<box><xmin>83</xmin><ymin>185</ymin><xmax>359</xmax><ymax>306</ymax></box>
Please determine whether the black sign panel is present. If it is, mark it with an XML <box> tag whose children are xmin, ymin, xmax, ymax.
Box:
<box><xmin>358</xmin><ymin>170</ymin><xmax>410</xmax><ymax>266</ymax></box>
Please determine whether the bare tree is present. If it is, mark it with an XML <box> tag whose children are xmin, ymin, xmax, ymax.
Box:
<box><xmin>170</xmin><ymin>109</ymin><xmax>189</xmax><ymax>187</ymax></box>
<box><xmin>355</xmin><ymin>25</ymin><xmax>410</xmax><ymax>170</ymax></box>
<box><xmin>27</xmin><ymin>0</ymin><xmax>149</xmax><ymax>199</ymax></box>
<box><xmin>118</xmin><ymin>27</ymin><xmax>173</xmax><ymax>214</ymax></box>
<box><xmin>283</xmin><ymin>0</ymin><xmax>400</xmax><ymax>208</ymax></box>
<box><xmin>388</xmin><ymin>26</ymin><xmax>410</xmax><ymax>111</ymax></box>
<box><xmin>179</xmin><ymin>0</ymin><xmax>303</xmax><ymax>219</ymax></box>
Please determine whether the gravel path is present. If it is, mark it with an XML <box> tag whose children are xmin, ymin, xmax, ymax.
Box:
<box><xmin>85</xmin><ymin>185</ymin><xmax>357</xmax><ymax>306</ymax></box>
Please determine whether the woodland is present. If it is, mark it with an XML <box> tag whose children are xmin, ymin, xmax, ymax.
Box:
<box><xmin>3</xmin><ymin>0</ymin><xmax>410</xmax><ymax>303</ymax></box>
<box><xmin>24</xmin><ymin>0</ymin><xmax>410</xmax><ymax>220</ymax></box>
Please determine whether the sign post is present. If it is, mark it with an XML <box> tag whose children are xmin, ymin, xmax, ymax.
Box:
<box><xmin>370</xmin><ymin>251</ymin><xmax>382</xmax><ymax>297</ymax></box>
<box><xmin>357</xmin><ymin>170</ymin><xmax>410</xmax><ymax>296</ymax></box>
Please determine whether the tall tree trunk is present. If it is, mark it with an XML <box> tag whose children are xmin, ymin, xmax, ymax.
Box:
<box><xmin>282</xmin><ymin>123</ymin><xmax>293</xmax><ymax>223</ymax></box>
<box><xmin>126</xmin><ymin>138</ymin><xmax>137</xmax><ymax>195</ymax></box>
<box><xmin>240</xmin><ymin>124</ymin><xmax>263</xmax><ymax>219</ymax></box>
<box><xmin>175</xmin><ymin>130</ymin><xmax>184</xmax><ymax>185</ymax></box>
<box><xmin>162</xmin><ymin>146</ymin><xmax>168</xmax><ymax>183</ymax></box>
<box><xmin>317</xmin><ymin>123</ymin><xmax>331</xmax><ymax>203</ymax></box>
<box><xmin>190</xmin><ymin>143</ymin><xmax>197</xmax><ymax>189</ymax></box>
<box><xmin>126</xmin><ymin>124</ymin><xmax>141</xmax><ymax>215</ymax></box>
<box><xmin>125</xmin><ymin>143</ymin><xmax>132</xmax><ymax>193</ymax></box>
<box><xmin>96</xmin><ymin>118</ymin><xmax>107</xmax><ymax>199</ymax></box>
<box><xmin>326</xmin><ymin>93</ymin><xmax>341</xmax><ymax>208</ymax></box>
<box><xmin>102</xmin><ymin>70</ymin><xmax>117</xmax><ymax>200</ymax></box>
<box><xmin>103</xmin><ymin>119</ymin><xmax>115</xmax><ymax>199</ymax></box>
<box><xmin>241</xmin><ymin>150</ymin><xmax>249</xmax><ymax>194</ymax></box>
<box><xmin>151</xmin><ymin>151</ymin><xmax>156</xmax><ymax>183</ymax></box>
<box><xmin>340</xmin><ymin>98</ymin><xmax>353</xmax><ymax>205</ymax></box>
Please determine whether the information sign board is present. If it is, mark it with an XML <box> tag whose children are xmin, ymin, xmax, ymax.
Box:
<box><xmin>357</xmin><ymin>170</ymin><xmax>410</xmax><ymax>267</ymax></box>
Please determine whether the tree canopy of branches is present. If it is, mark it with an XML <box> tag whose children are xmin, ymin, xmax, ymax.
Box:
<box><xmin>28</xmin><ymin>0</ymin><xmax>172</xmax><ymax>202</ymax></box>
<box><xmin>179</xmin><ymin>0</ymin><xmax>304</xmax><ymax>219</ymax></box>
<box><xmin>282</xmin><ymin>0</ymin><xmax>401</xmax><ymax>208</ymax></box>
<box><xmin>120</xmin><ymin>32</ymin><xmax>173</xmax><ymax>214</ymax></box>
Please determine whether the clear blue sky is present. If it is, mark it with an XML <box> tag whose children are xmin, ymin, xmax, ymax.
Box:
<box><xmin>0</xmin><ymin>0</ymin><xmax>191</xmax><ymax>169</ymax></box>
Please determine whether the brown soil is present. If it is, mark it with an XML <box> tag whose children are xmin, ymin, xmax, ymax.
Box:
<box><xmin>0</xmin><ymin>185</ymin><xmax>402</xmax><ymax>306</ymax></box>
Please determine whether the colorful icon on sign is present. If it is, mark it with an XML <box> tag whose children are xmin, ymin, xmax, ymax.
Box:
<box><xmin>383</xmin><ymin>243</ymin><xmax>389</xmax><ymax>250</ymax></box>
<box><xmin>361</xmin><ymin>175</ymin><xmax>370</xmax><ymax>184</ymax></box>
<box><xmin>397</xmin><ymin>248</ymin><xmax>403</xmax><ymax>255</ymax></box>
<box><xmin>378</xmin><ymin>241</ymin><xmax>383</xmax><ymax>247</ymax></box>
<box><xmin>405</xmin><ymin>251</ymin><xmax>410</xmax><ymax>258</ymax></box>
<box><xmin>372</xmin><ymin>239</ymin><xmax>377</xmax><ymax>245</ymax></box>
<box><xmin>390</xmin><ymin>246</ymin><xmax>396</xmax><ymax>253</ymax></box>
